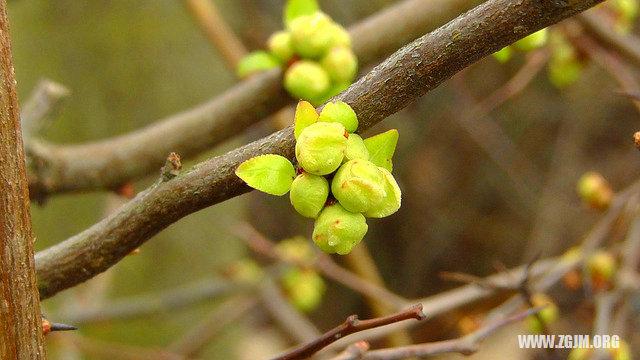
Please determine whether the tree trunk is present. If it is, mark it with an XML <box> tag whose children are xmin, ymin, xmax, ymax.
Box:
<box><xmin>0</xmin><ymin>0</ymin><xmax>47</xmax><ymax>358</ymax></box>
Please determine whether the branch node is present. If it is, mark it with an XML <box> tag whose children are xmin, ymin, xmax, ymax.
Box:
<box><xmin>161</xmin><ymin>152</ymin><xmax>182</xmax><ymax>181</ymax></box>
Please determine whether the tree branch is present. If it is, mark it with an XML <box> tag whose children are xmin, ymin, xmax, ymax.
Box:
<box><xmin>273</xmin><ymin>304</ymin><xmax>426</xmax><ymax>360</ymax></box>
<box><xmin>0</xmin><ymin>0</ymin><xmax>47</xmax><ymax>356</ymax></box>
<box><xmin>27</xmin><ymin>0</ymin><xmax>474</xmax><ymax>199</ymax></box>
<box><xmin>354</xmin><ymin>307</ymin><xmax>542</xmax><ymax>359</ymax></box>
<box><xmin>35</xmin><ymin>0</ymin><xmax>606</xmax><ymax>300</ymax></box>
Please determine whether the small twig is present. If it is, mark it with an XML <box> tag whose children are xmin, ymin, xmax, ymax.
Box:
<box><xmin>330</xmin><ymin>342</ymin><xmax>370</xmax><ymax>360</ymax></box>
<box><xmin>577</xmin><ymin>11</ymin><xmax>640</xmax><ymax>68</ymax></box>
<box><xmin>60</xmin><ymin>277</ymin><xmax>251</xmax><ymax>324</ymax></box>
<box><xmin>260</xmin><ymin>278</ymin><xmax>323</xmax><ymax>345</ymax></box>
<box><xmin>180</xmin><ymin>0</ymin><xmax>247</xmax><ymax>70</ymax></box>
<box><xmin>273</xmin><ymin>304</ymin><xmax>426</xmax><ymax>360</ymax></box>
<box><xmin>56</xmin><ymin>333</ymin><xmax>185</xmax><ymax>360</ymax></box>
<box><xmin>21</xmin><ymin>79</ymin><xmax>69</xmax><ymax>138</ymax></box>
<box><xmin>169</xmin><ymin>294</ymin><xmax>257</xmax><ymax>357</ymax></box>
<box><xmin>233</xmin><ymin>221</ymin><xmax>410</xmax><ymax>309</ymax></box>
<box><xmin>350</xmin><ymin>307</ymin><xmax>542</xmax><ymax>359</ymax></box>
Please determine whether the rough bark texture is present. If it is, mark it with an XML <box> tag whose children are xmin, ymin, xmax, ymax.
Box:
<box><xmin>0</xmin><ymin>1</ymin><xmax>47</xmax><ymax>358</ymax></box>
<box><xmin>35</xmin><ymin>0</ymin><xmax>604</xmax><ymax>299</ymax></box>
<box><xmin>27</xmin><ymin>0</ymin><xmax>473</xmax><ymax>198</ymax></box>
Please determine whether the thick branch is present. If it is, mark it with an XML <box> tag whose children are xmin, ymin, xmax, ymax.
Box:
<box><xmin>27</xmin><ymin>0</ymin><xmax>473</xmax><ymax>198</ymax></box>
<box><xmin>0</xmin><ymin>0</ymin><xmax>47</xmax><ymax>357</ymax></box>
<box><xmin>273</xmin><ymin>304</ymin><xmax>425</xmax><ymax>360</ymax></box>
<box><xmin>35</xmin><ymin>0</ymin><xmax>605</xmax><ymax>300</ymax></box>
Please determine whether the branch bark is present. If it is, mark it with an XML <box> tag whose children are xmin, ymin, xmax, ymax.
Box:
<box><xmin>0</xmin><ymin>0</ymin><xmax>47</xmax><ymax>357</ymax></box>
<box><xmin>35</xmin><ymin>0</ymin><xmax>605</xmax><ymax>300</ymax></box>
<box><xmin>27</xmin><ymin>0</ymin><xmax>473</xmax><ymax>199</ymax></box>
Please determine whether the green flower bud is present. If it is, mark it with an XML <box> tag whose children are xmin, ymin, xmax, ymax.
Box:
<box><xmin>284</xmin><ymin>60</ymin><xmax>330</xmax><ymax>101</ymax></box>
<box><xmin>313</xmin><ymin>203</ymin><xmax>368</xmax><ymax>255</ymax></box>
<box><xmin>331</xmin><ymin>159</ymin><xmax>385</xmax><ymax>213</ymax></box>
<box><xmin>275</xmin><ymin>236</ymin><xmax>316</xmax><ymax>265</ymax></box>
<box><xmin>295</xmin><ymin>122</ymin><xmax>347</xmax><ymax>175</ymax></box>
<box><xmin>588</xmin><ymin>250</ymin><xmax>617</xmax><ymax>291</ymax></box>
<box><xmin>321</xmin><ymin>46</ymin><xmax>357</xmax><ymax>84</ymax></box>
<box><xmin>328</xmin><ymin>23</ymin><xmax>351</xmax><ymax>48</ymax></box>
<box><xmin>364</xmin><ymin>167</ymin><xmax>401</xmax><ymax>218</ymax></box>
<box><xmin>514</xmin><ymin>28</ymin><xmax>548</xmax><ymax>52</ymax></box>
<box><xmin>288</xmin><ymin>13</ymin><xmax>335</xmax><ymax>59</ymax></box>
<box><xmin>236</xmin><ymin>51</ymin><xmax>281</xmax><ymax>78</ymax></box>
<box><xmin>577</xmin><ymin>172</ymin><xmax>613</xmax><ymax>210</ymax></box>
<box><xmin>268</xmin><ymin>31</ymin><xmax>294</xmax><ymax>62</ymax></box>
<box><xmin>344</xmin><ymin>134</ymin><xmax>369</xmax><ymax>163</ymax></box>
<box><xmin>318</xmin><ymin>101</ymin><xmax>358</xmax><ymax>133</ymax></box>
<box><xmin>281</xmin><ymin>268</ymin><xmax>326</xmax><ymax>312</ymax></box>
<box><xmin>526</xmin><ymin>293</ymin><xmax>559</xmax><ymax>333</ymax></box>
<box><xmin>290</xmin><ymin>172</ymin><xmax>329</xmax><ymax>218</ymax></box>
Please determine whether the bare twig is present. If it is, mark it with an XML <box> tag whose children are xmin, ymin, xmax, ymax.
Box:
<box><xmin>260</xmin><ymin>278</ymin><xmax>323</xmax><ymax>345</ymax></box>
<box><xmin>233</xmin><ymin>221</ymin><xmax>410</xmax><ymax>309</ymax></box>
<box><xmin>27</xmin><ymin>0</ymin><xmax>475</xmax><ymax>199</ymax></box>
<box><xmin>60</xmin><ymin>277</ymin><xmax>251</xmax><ymax>325</ymax></box>
<box><xmin>20</xmin><ymin>79</ymin><xmax>69</xmax><ymax>138</ymax></box>
<box><xmin>56</xmin><ymin>333</ymin><xmax>185</xmax><ymax>360</ymax></box>
<box><xmin>353</xmin><ymin>307</ymin><xmax>541</xmax><ymax>359</ymax></box>
<box><xmin>577</xmin><ymin>10</ymin><xmax>640</xmax><ymax>67</ymax></box>
<box><xmin>273</xmin><ymin>304</ymin><xmax>425</xmax><ymax>360</ymax></box>
<box><xmin>181</xmin><ymin>0</ymin><xmax>247</xmax><ymax>70</ymax></box>
<box><xmin>35</xmin><ymin>0</ymin><xmax>606</xmax><ymax>300</ymax></box>
<box><xmin>169</xmin><ymin>294</ymin><xmax>258</xmax><ymax>357</ymax></box>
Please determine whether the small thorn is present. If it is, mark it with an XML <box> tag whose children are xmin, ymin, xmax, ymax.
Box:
<box><xmin>50</xmin><ymin>322</ymin><xmax>78</xmax><ymax>332</ymax></box>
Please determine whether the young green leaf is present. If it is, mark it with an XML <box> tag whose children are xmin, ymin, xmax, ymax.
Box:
<box><xmin>294</xmin><ymin>100</ymin><xmax>319</xmax><ymax>139</ymax></box>
<box><xmin>363</xmin><ymin>129</ymin><xmax>399</xmax><ymax>172</ymax></box>
<box><xmin>236</xmin><ymin>51</ymin><xmax>281</xmax><ymax>78</ymax></box>
<box><xmin>235</xmin><ymin>154</ymin><xmax>296</xmax><ymax>196</ymax></box>
<box><xmin>284</xmin><ymin>0</ymin><xmax>319</xmax><ymax>26</ymax></box>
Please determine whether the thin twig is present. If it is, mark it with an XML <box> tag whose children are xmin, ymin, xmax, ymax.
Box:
<box><xmin>233</xmin><ymin>221</ymin><xmax>410</xmax><ymax>309</ymax></box>
<box><xmin>169</xmin><ymin>294</ymin><xmax>257</xmax><ymax>357</ymax></box>
<box><xmin>181</xmin><ymin>0</ymin><xmax>247</xmax><ymax>70</ymax></box>
<box><xmin>577</xmin><ymin>10</ymin><xmax>640</xmax><ymax>67</ymax></box>
<box><xmin>346</xmin><ymin>307</ymin><xmax>542</xmax><ymax>359</ymax></box>
<box><xmin>273</xmin><ymin>304</ymin><xmax>426</xmax><ymax>360</ymax></box>
<box><xmin>60</xmin><ymin>277</ymin><xmax>251</xmax><ymax>325</ymax></box>
<box><xmin>260</xmin><ymin>278</ymin><xmax>324</xmax><ymax>345</ymax></box>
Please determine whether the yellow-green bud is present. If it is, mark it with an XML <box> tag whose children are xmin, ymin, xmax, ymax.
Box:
<box><xmin>587</xmin><ymin>250</ymin><xmax>617</xmax><ymax>281</ymax></box>
<box><xmin>284</xmin><ymin>60</ymin><xmax>330</xmax><ymax>101</ymax></box>
<box><xmin>313</xmin><ymin>203</ymin><xmax>368</xmax><ymax>255</ymax></box>
<box><xmin>295</xmin><ymin>122</ymin><xmax>347</xmax><ymax>175</ymax></box>
<box><xmin>514</xmin><ymin>28</ymin><xmax>549</xmax><ymax>52</ymax></box>
<box><xmin>364</xmin><ymin>167</ymin><xmax>401</xmax><ymax>218</ymax></box>
<box><xmin>321</xmin><ymin>46</ymin><xmax>357</xmax><ymax>84</ymax></box>
<box><xmin>290</xmin><ymin>172</ymin><xmax>329</xmax><ymax>218</ymax></box>
<box><xmin>344</xmin><ymin>134</ymin><xmax>369</xmax><ymax>163</ymax></box>
<box><xmin>281</xmin><ymin>268</ymin><xmax>326</xmax><ymax>312</ymax></box>
<box><xmin>328</xmin><ymin>23</ymin><xmax>351</xmax><ymax>48</ymax></box>
<box><xmin>526</xmin><ymin>293</ymin><xmax>559</xmax><ymax>333</ymax></box>
<box><xmin>288</xmin><ymin>13</ymin><xmax>335</xmax><ymax>59</ymax></box>
<box><xmin>275</xmin><ymin>236</ymin><xmax>316</xmax><ymax>265</ymax></box>
<box><xmin>331</xmin><ymin>159</ymin><xmax>386</xmax><ymax>213</ymax></box>
<box><xmin>318</xmin><ymin>101</ymin><xmax>358</xmax><ymax>133</ymax></box>
<box><xmin>268</xmin><ymin>31</ymin><xmax>294</xmax><ymax>62</ymax></box>
<box><xmin>568</xmin><ymin>348</ymin><xmax>591</xmax><ymax>360</ymax></box>
<box><xmin>577</xmin><ymin>172</ymin><xmax>613</xmax><ymax>210</ymax></box>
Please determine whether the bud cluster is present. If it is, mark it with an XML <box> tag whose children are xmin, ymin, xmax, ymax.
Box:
<box><xmin>237</xmin><ymin>0</ymin><xmax>357</xmax><ymax>105</ymax></box>
<box><xmin>235</xmin><ymin>100</ymin><xmax>402</xmax><ymax>255</ymax></box>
